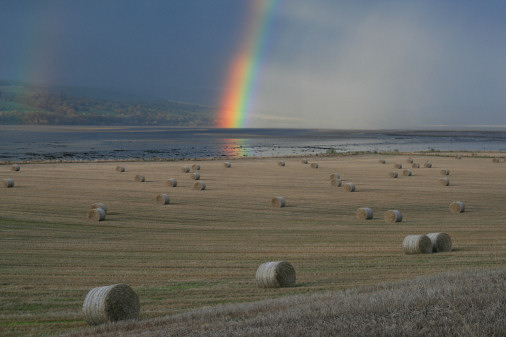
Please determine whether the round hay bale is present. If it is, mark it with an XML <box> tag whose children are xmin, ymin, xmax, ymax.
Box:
<box><xmin>116</xmin><ymin>166</ymin><xmax>125</xmax><ymax>172</ymax></box>
<box><xmin>356</xmin><ymin>207</ymin><xmax>373</xmax><ymax>220</ymax></box>
<box><xmin>344</xmin><ymin>182</ymin><xmax>355</xmax><ymax>192</ymax></box>
<box><xmin>384</xmin><ymin>210</ymin><xmax>402</xmax><ymax>223</ymax></box>
<box><xmin>394</xmin><ymin>163</ymin><xmax>402</xmax><ymax>169</ymax></box>
<box><xmin>426</xmin><ymin>232</ymin><xmax>452</xmax><ymax>252</ymax></box>
<box><xmin>449</xmin><ymin>201</ymin><xmax>465</xmax><ymax>213</ymax></box>
<box><xmin>181</xmin><ymin>166</ymin><xmax>190</xmax><ymax>173</ymax></box>
<box><xmin>255</xmin><ymin>261</ymin><xmax>296</xmax><ymax>288</ymax></box>
<box><xmin>191</xmin><ymin>164</ymin><xmax>200</xmax><ymax>171</ymax></box>
<box><xmin>166</xmin><ymin>178</ymin><xmax>177</xmax><ymax>187</ymax></box>
<box><xmin>330</xmin><ymin>178</ymin><xmax>342</xmax><ymax>187</ymax></box>
<box><xmin>402</xmin><ymin>169</ymin><xmax>412</xmax><ymax>176</ymax></box>
<box><xmin>424</xmin><ymin>161</ymin><xmax>432</xmax><ymax>168</ymax></box>
<box><xmin>194</xmin><ymin>181</ymin><xmax>206</xmax><ymax>190</ymax></box>
<box><xmin>88</xmin><ymin>208</ymin><xmax>105</xmax><ymax>221</ymax></box>
<box><xmin>90</xmin><ymin>202</ymin><xmax>107</xmax><ymax>214</ymax></box>
<box><xmin>440</xmin><ymin>168</ymin><xmax>450</xmax><ymax>176</ymax></box>
<box><xmin>439</xmin><ymin>177</ymin><xmax>450</xmax><ymax>186</ymax></box>
<box><xmin>378</xmin><ymin>159</ymin><xmax>386</xmax><ymax>164</ymax></box>
<box><xmin>2</xmin><ymin>178</ymin><xmax>14</xmax><ymax>188</ymax></box>
<box><xmin>83</xmin><ymin>283</ymin><xmax>140</xmax><ymax>326</ymax></box>
<box><xmin>134</xmin><ymin>174</ymin><xmax>145</xmax><ymax>182</ymax></box>
<box><xmin>403</xmin><ymin>235</ymin><xmax>433</xmax><ymax>254</ymax></box>
<box><xmin>190</xmin><ymin>172</ymin><xmax>200</xmax><ymax>180</ymax></box>
<box><xmin>310</xmin><ymin>162</ymin><xmax>318</xmax><ymax>168</ymax></box>
<box><xmin>406</xmin><ymin>158</ymin><xmax>413</xmax><ymax>163</ymax></box>
<box><xmin>412</xmin><ymin>163</ymin><xmax>420</xmax><ymax>168</ymax></box>
<box><xmin>330</xmin><ymin>173</ymin><xmax>340</xmax><ymax>180</ymax></box>
<box><xmin>301</xmin><ymin>159</ymin><xmax>308</xmax><ymax>164</ymax></box>
<box><xmin>271</xmin><ymin>196</ymin><xmax>286</xmax><ymax>208</ymax></box>
<box><xmin>223</xmin><ymin>162</ymin><xmax>231</xmax><ymax>168</ymax></box>
<box><xmin>278</xmin><ymin>161</ymin><xmax>285</xmax><ymax>167</ymax></box>
<box><xmin>389</xmin><ymin>171</ymin><xmax>398</xmax><ymax>178</ymax></box>
<box><xmin>455</xmin><ymin>154</ymin><xmax>462</xmax><ymax>159</ymax></box>
<box><xmin>156</xmin><ymin>194</ymin><xmax>170</xmax><ymax>205</ymax></box>
<box><xmin>10</xmin><ymin>164</ymin><xmax>20</xmax><ymax>171</ymax></box>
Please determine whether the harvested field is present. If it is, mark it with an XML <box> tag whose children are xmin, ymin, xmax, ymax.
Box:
<box><xmin>1</xmin><ymin>153</ymin><xmax>506</xmax><ymax>336</ymax></box>
<box><xmin>64</xmin><ymin>268</ymin><xmax>506</xmax><ymax>337</ymax></box>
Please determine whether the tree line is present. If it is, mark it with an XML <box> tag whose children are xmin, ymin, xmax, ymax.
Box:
<box><xmin>0</xmin><ymin>87</ymin><xmax>215</xmax><ymax>126</ymax></box>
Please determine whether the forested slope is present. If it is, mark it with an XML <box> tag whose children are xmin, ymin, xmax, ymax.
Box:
<box><xmin>0</xmin><ymin>80</ymin><xmax>215</xmax><ymax>126</ymax></box>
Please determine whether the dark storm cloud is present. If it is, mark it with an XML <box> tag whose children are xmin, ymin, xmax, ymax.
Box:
<box><xmin>1</xmin><ymin>1</ymin><xmax>505</xmax><ymax>128</ymax></box>
<box><xmin>0</xmin><ymin>0</ymin><xmax>248</xmax><ymax>105</ymax></box>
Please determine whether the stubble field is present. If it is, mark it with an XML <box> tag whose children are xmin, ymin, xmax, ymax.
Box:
<box><xmin>1</xmin><ymin>153</ymin><xmax>505</xmax><ymax>336</ymax></box>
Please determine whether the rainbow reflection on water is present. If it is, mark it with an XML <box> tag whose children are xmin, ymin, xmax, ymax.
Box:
<box><xmin>222</xmin><ymin>138</ymin><xmax>251</xmax><ymax>157</ymax></box>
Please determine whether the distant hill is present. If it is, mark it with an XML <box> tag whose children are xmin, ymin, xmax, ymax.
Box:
<box><xmin>0</xmin><ymin>80</ymin><xmax>216</xmax><ymax>126</ymax></box>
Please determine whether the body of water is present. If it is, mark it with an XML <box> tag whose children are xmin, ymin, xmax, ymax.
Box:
<box><xmin>1</xmin><ymin>126</ymin><xmax>505</xmax><ymax>162</ymax></box>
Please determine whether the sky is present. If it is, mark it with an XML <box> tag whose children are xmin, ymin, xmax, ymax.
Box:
<box><xmin>1</xmin><ymin>0</ymin><xmax>506</xmax><ymax>129</ymax></box>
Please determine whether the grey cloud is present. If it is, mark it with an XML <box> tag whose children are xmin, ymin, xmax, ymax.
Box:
<box><xmin>250</xmin><ymin>1</ymin><xmax>506</xmax><ymax>128</ymax></box>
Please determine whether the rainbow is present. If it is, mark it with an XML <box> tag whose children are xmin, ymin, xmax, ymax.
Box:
<box><xmin>9</xmin><ymin>10</ymin><xmax>63</xmax><ymax>85</ymax></box>
<box><xmin>217</xmin><ymin>0</ymin><xmax>282</xmax><ymax>128</ymax></box>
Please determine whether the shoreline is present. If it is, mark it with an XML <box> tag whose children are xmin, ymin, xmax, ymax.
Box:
<box><xmin>1</xmin><ymin>149</ymin><xmax>505</xmax><ymax>165</ymax></box>
<box><xmin>2</xmin><ymin>127</ymin><xmax>506</xmax><ymax>164</ymax></box>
